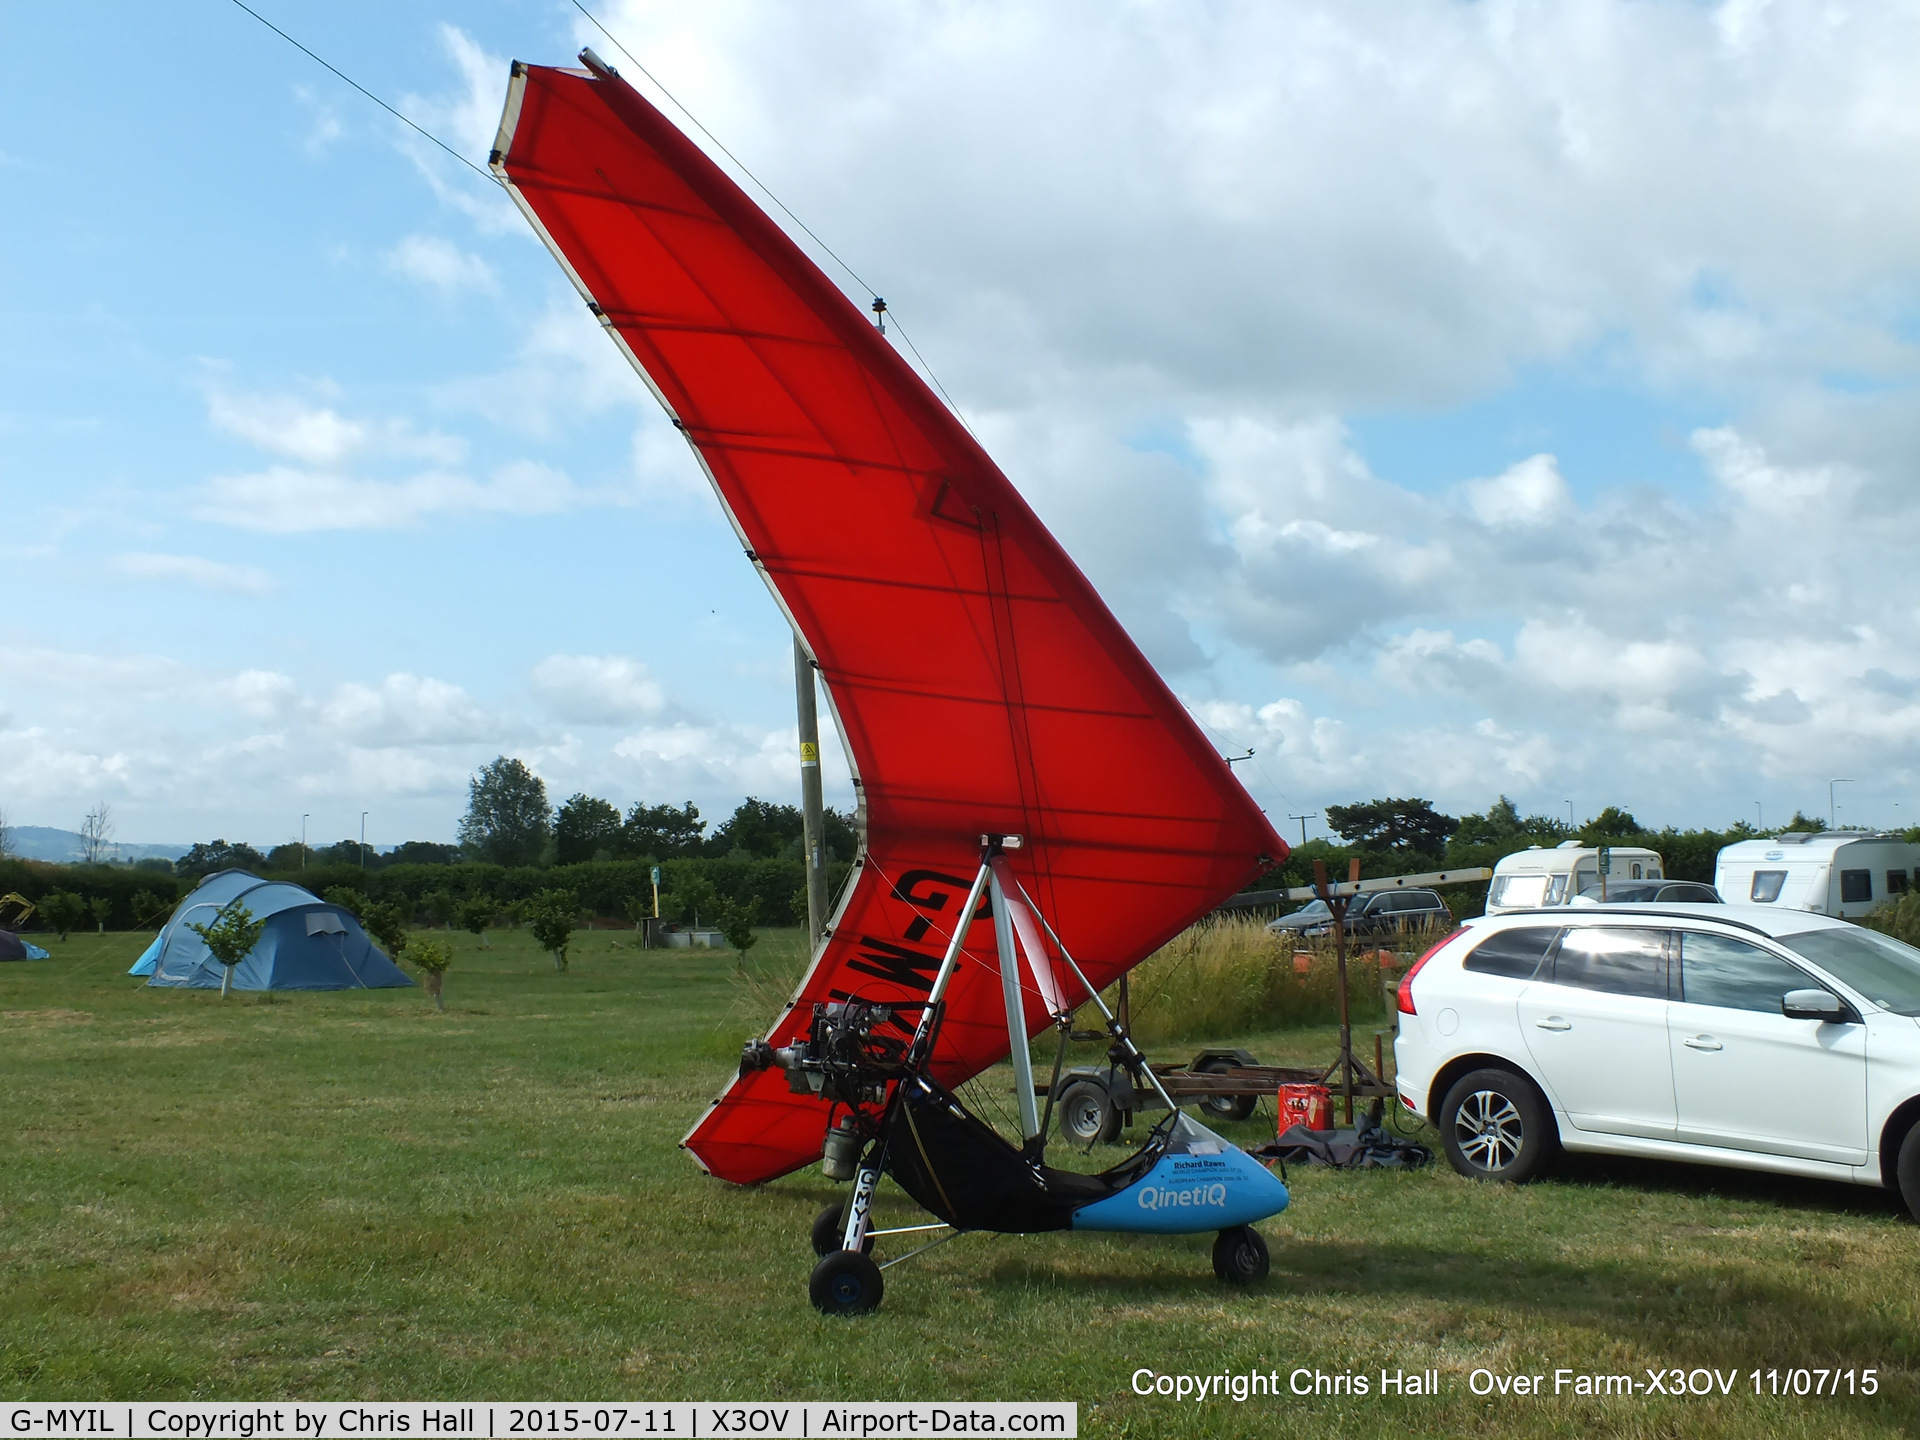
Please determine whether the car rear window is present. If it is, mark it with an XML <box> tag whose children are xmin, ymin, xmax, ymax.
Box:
<box><xmin>1463</xmin><ymin>926</ymin><xmax>1560</xmax><ymax>979</ymax></box>
<box><xmin>1548</xmin><ymin>927</ymin><xmax>1667</xmax><ymax>999</ymax></box>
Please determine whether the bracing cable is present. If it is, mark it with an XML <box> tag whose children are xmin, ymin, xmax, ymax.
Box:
<box><xmin>226</xmin><ymin>0</ymin><xmax>502</xmax><ymax>189</ymax></box>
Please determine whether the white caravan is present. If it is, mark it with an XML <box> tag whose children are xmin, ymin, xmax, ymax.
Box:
<box><xmin>1485</xmin><ymin>841</ymin><xmax>1665</xmax><ymax>915</ymax></box>
<box><xmin>1715</xmin><ymin>832</ymin><xmax>1920</xmax><ymax>918</ymax></box>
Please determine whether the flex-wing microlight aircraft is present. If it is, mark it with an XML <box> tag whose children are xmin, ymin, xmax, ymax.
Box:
<box><xmin>491</xmin><ymin>49</ymin><xmax>1292</xmax><ymax>1313</ymax></box>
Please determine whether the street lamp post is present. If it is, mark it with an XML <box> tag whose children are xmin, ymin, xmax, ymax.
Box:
<box><xmin>1565</xmin><ymin>800</ymin><xmax>1574</xmax><ymax>832</ymax></box>
<box><xmin>1755</xmin><ymin>801</ymin><xmax>1762</xmax><ymax>830</ymax></box>
<box><xmin>301</xmin><ymin>813</ymin><xmax>309</xmax><ymax>869</ymax></box>
<box><xmin>1830</xmin><ymin>779</ymin><xmax>1852</xmax><ymax>830</ymax></box>
<box><xmin>360</xmin><ymin>811</ymin><xmax>368</xmax><ymax>870</ymax></box>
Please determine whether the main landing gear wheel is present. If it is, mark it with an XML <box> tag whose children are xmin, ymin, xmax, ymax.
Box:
<box><xmin>1438</xmin><ymin>1067</ymin><xmax>1556</xmax><ymax>1184</ymax></box>
<box><xmin>811</xmin><ymin>1202</ymin><xmax>874</xmax><ymax>1257</ymax></box>
<box><xmin>1056</xmin><ymin>1080</ymin><xmax>1122</xmax><ymax>1145</ymax></box>
<box><xmin>1212</xmin><ymin>1225</ymin><xmax>1270</xmax><ymax>1286</ymax></box>
<box><xmin>810</xmin><ymin>1249</ymin><xmax>885</xmax><ymax>1315</ymax></box>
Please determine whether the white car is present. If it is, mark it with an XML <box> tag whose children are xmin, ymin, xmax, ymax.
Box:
<box><xmin>1393</xmin><ymin>903</ymin><xmax>1920</xmax><ymax>1219</ymax></box>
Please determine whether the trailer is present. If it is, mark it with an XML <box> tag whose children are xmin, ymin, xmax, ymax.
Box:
<box><xmin>1043</xmin><ymin>1044</ymin><xmax>1398</xmax><ymax>1144</ymax></box>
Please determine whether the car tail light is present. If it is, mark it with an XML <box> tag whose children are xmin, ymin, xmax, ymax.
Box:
<box><xmin>1397</xmin><ymin>931</ymin><xmax>1457</xmax><ymax>1016</ymax></box>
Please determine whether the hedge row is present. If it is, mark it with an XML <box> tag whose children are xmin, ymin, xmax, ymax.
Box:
<box><xmin>0</xmin><ymin>855</ymin><xmax>855</xmax><ymax>932</ymax></box>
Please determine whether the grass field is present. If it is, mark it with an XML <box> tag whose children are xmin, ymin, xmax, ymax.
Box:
<box><xmin>4</xmin><ymin>926</ymin><xmax>1919</xmax><ymax>1437</ymax></box>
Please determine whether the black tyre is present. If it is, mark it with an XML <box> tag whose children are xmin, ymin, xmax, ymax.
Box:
<box><xmin>1212</xmin><ymin>1225</ymin><xmax>1270</xmax><ymax>1285</ymax></box>
<box><xmin>1897</xmin><ymin>1122</ymin><xmax>1920</xmax><ymax>1224</ymax></box>
<box><xmin>811</xmin><ymin>1202</ymin><xmax>874</xmax><ymax>1257</ymax></box>
<box><xmin>1438</xmin><ymin>1067</ymin><xmax>1556</xmax><ymax>1183</ymax></box>
<box><xmin>1056</xmin><ymin>1079</ymin><xmax>1122</xmax><ymax>1145</ymax></box>
<box><xmin>1195</xmin><ymin>1059</ymin><xmax>1257</xmax><ymax>1122</ymax></box>
<box><xmin>809</xmin><ymin>1249</ymin><xmax>884</xmax><ymax>1315</ymax></box>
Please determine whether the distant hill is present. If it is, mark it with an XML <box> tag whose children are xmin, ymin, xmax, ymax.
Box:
<box><xmin>4</xmin><ymin>826</ymin><xmax>190</xmax><ymax>864</ymax></box>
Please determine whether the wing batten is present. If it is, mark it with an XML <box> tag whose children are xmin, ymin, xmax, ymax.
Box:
<box><xmin>495</xmin><ymin>59</ymin><xmax>1287</xmax><ymax>1185</ymax></box>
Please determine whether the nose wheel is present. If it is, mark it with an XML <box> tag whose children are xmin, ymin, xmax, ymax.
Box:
<box><xmin>1212</xmin><ymin>1225</ymin><xmax>1270</xmax><ymax>1285</ymax></box>
<box><xmin>810</xmin><ymin>1249</ymin><xmax>885</xmax><ymax>1315</ymax></box>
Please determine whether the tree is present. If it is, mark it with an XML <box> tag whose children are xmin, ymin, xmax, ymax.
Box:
<box><xmin>456</xmin><ymin>894</ymin><xmax>495</xmax><ymax>948</ymax></box>
<box><xmin>176</xmin><ymin>839</ymin><xmax>269</xmax><ymax>881</ymax></box>
<box><xmin>187</xmin><ymin>900</ymin><xmax>265</xmax><ymax>999</ymax></box>
<box><xmin>707</xmin><ymin>797</ymin><xmax>804</xmax><ymax>859</ymax></box>
<box><xmin>717</xmin><ymin>896</ymin><xmax>761</xmax><ymax>961</ymax></box>
<box><xmin>663</xmin><ymin>873</ymin><xmax>721</xmax><ymax>929</ymax></box>
<box><xmin>1324</xmin><ymin>797</ymin><xmax>1460</xmax><ymax>856</ymax></box>
<box><xmin>79</xmin><ymin>802</ymin><xmax>114</xmax><ymax>864</ymax></box>
<box><xmin>40</xmin><ymin>891</ymin><xmax>86</xmax><ymax>940</ymax></box>
<box><xmin>621</xmin><ymin>895</ymin><xmax>651</xmax><ymax>932</ymax></box>
<box><xmin>321</xmin><ymin>884</ymin><xmax>367</xmax><ymax>916</ymax></box>
<box><xmin>0</xmin><ymin>801</ymin><xmax>13</xmax><ymax>859</ymax></box>
<box><xmin>526</xmin><ymin>888</ymin><xmax>578</xmax><ymax>971</ymax></box>
<box><xmin>89</xmin><ymin>896</ymin><xmax>113</xmax><ymax>933</ymax></box>
<box><xmin>384</xmin><ymin>840</ymin><xmax>463</xmax><ymax>866</ymax></box>
<box><xmin>1579</xmin><ymin>806</ymin><xmax>1646</xmax><ymax>843</ymax></box>
<box><xmin>621</xmin><ymin>800</ymin><xmax>706</xmax><ymax>858</ymax></box>
<box><xmin>423</xmin><ymin>889</ymin><xmax>456</xmax><ymax>929</ymax></box>
<box><xmin>358</xmin><ymin>900</ymin><xmax>411</xmax><ymax>962</ymax></box>
<box><xmin>554</xmin><ymin>793</ymin><xmax>625</xmax><ymax>864</ymax></box>
<box><xmin>458</xmin><ymin>757</ymin><xmax>551</xmax><ymax>866</ymax></box>
<box><xmin>132</xmin><ymin>890</ymin><xmax>172</xmax><ymax>928</ymax></box>
<box><xmin>409</xmin><ymin>935</ymin><xmax>453</xmax><ymax>1011</ymax></box>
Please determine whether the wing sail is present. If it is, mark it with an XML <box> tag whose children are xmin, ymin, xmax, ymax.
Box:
<box><xmin>493</xmin><ymin>57</ymin><xmax>1287</xmax><ymax>1184</ymax></box>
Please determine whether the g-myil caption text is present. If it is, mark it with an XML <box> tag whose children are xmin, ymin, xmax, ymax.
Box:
<box><xmin>2</xmin><ymin>1407</ymin><xmax>1075</xmax><ymax>1440</ymax></box>
<box><xmin>1129</xmin><ymin>1364</ymin><xmax>1881</xmax><ymax>1403</ymax></box>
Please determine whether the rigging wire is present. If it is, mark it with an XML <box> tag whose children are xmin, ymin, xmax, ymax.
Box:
<box><xmin>226</xmin><ymin>0</ymin><xmax>502</xmax><ymax>190</ymax></box>
<box><xmin>566</xmin><ymin>0</ymin><xmax>977</xmax><ymax>435</ymax></box>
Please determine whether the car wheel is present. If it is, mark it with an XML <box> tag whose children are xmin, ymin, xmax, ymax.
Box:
<box><xmin>1056</xmin><ymin>1080</ymin><xmax>1122</xmax><ymax>1145</ymax></box>
<box><xmin>1897</xmin><ymin>1122</ymin><xmax>1920</xmax><ymax>1224</ymax></box>
<box><xmin>1195</xmin><ymin>1059</ymin><xmax>1257</xmax><ymax>1122</ymax></box>
<box><xmin>1438</xmin><ymin>1067</ymin><xmax>1556</xmax><ymax>1184</ymax></box>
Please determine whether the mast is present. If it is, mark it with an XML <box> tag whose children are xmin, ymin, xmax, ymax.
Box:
<box><xmin>795</xmin><ymin>638</ymin><xmax>829</xmax><ymax>947</ymax></box>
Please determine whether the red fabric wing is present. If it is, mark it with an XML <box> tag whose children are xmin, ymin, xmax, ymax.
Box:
<box><xmin>496</xmin><ymin>60</ymin><xmax>1287</xmax><ymax>1185</ymax></box>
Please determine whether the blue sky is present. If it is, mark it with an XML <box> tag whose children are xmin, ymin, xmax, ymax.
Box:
<box><xmin>4</xmin><ymin>1</ymin><xmax>1919</xmax><ymax>851</ymax></box>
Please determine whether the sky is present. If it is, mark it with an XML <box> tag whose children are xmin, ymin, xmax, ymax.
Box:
<box><xmin>4</xmin><ymin>0</ymin><xmax>1919</xmax><ymax>853</ymax></box>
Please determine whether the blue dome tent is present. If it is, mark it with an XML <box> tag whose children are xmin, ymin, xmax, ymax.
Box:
<box><xmin>131</xmin><ymin>870</ymin><xmax>412</xmax><ymax>991</ymax></box>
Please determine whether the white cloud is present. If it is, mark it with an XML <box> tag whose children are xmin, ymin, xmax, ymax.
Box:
<box><xmin>110</xmin><ymin>552</ymin><xmax>273</xmax><ymax>597</ymax></box>
<box><xmin>386</xmin><ymin>233</ymin><xmax>496</xmax><ymax>294</ymax></box>
<box><xmin>531</xmin><ymin>654</ymin><xmax>667</xmax><ymax>725</ymax></box>
<box><xmin>197</xmin><ymin>460</ymin><xmax>583</xmax><ymax>532</ymax></box>
<box><xmin>319</xmin><ymin>673</ymin><xmax>494</xmax><ymax>747</ymax></box>
<box><xmin>1461</xmin><ymin>455</ymin><xmax>1574</xmax><ymax>529</ymax></box>
<box><xmin>206</xmin><ymin>389</ymin><xmax>464</xmax><ymax>468</ymax></box>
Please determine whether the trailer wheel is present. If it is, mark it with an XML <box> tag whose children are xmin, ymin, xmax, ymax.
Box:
<box><xmin>809</xmin><ymin>1250</ymin><xmax>884</xmax><ymax>1315</ymax></box>
<box><xmin>1212</xmin><ymin>1225</ymin><xmax>1270</xmax><ymax>1285</ymax></box>
<box><xmin>1195</xmin><ymin>1058</ymin><xmax>1257</xmax><ymax>1122</ymax></box>
<box><xmin>811</xmin><ymin>1202</ymin><xmax>874</xmax><ymax>1257</ymax></box>
<box><xmin>1056</xmin><ymin>1079</ymin><xmax>1122</xmax><ymax>1145</ymax></box>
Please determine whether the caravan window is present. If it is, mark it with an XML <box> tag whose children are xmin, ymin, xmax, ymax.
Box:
<box><xmin>1751</xmin><ymin>871</ymin><xmax>1787</xmax><ymax>903</ymax></box>
<box><xmin>1888</xmin><ymin>870</ymin><xmax>1911</xmax><ymax>896</ymax></box>
<box><xmin>1491</xmin><ymin>874</ymin><xmax>1550</xmax><ymax>908</ymax></box>
<box><xmin>1841</xmin><ymin>870</ymin><xmax>1873</xmax><ymax>904</ymax></box>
